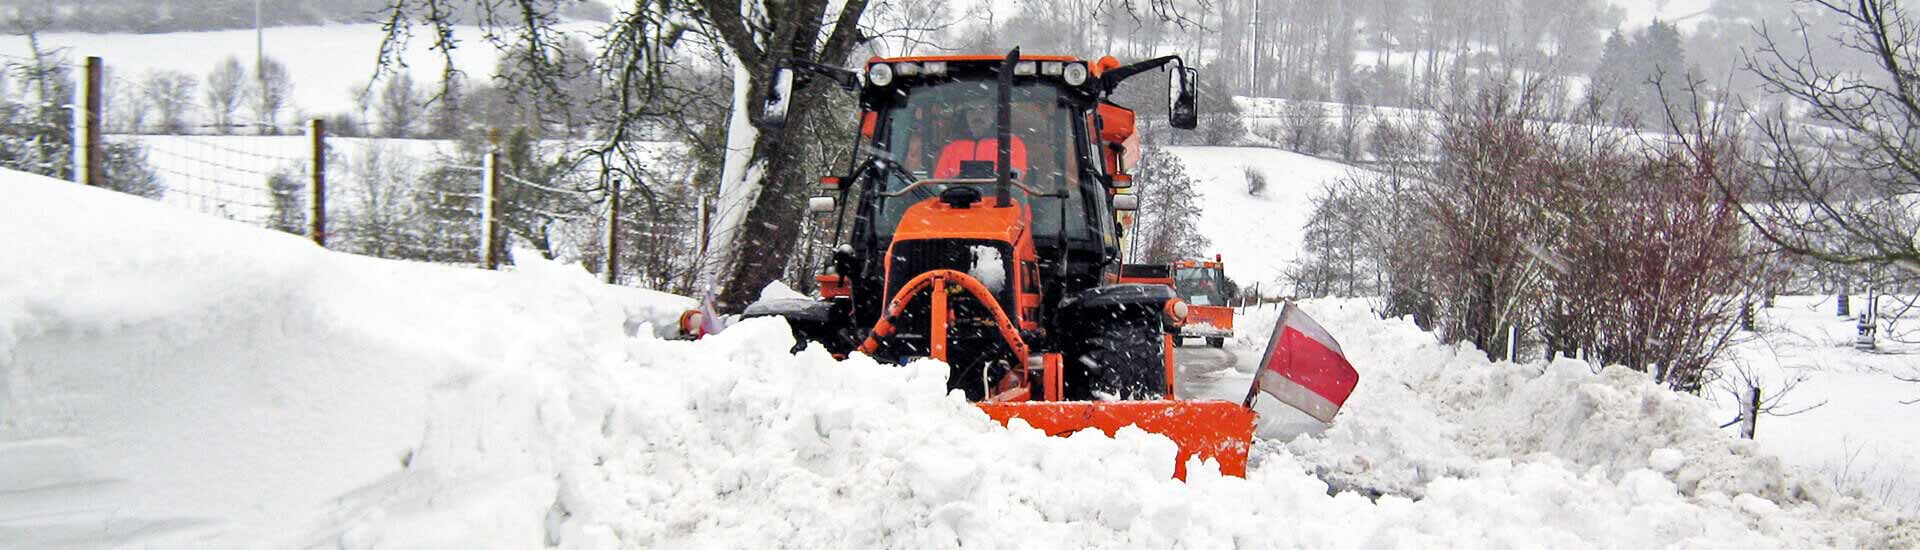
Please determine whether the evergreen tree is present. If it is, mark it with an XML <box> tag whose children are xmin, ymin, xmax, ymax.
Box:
<box><xmin>1128</xmin><ymin>143</ymin><xmax>1210</xmax><ymax>264</ymax></box>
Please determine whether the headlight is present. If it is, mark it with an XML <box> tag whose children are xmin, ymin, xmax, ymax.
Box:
<box><xmin>1063</xmin><ymin>62</ymin><xmax>1088</xmax><ymax>86</ymax></box>
<box><xmin>1014</xmin><ymin>61</ymin><xmax>1037</xmax><ymax>76</ymax></box>
<box><xmin>867</xmin><ymin>63</ymin><xmax>894</xmax><ymax>86</ymax></box>
<box><xmin>1041</xmin><ymin>61</ymin><xmax>1063</xmax><ymax>76</ymax></box>
<box><xmin>924</xmin><ymin>61</ymin><xmax>947</xmax><ymax>75</ymax></box>
<box><xmin>896</xmin><ymin>62</ymin><xmax>922</xmax><ymax>76</ymax></box>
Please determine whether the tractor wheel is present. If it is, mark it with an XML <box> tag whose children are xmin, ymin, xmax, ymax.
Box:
<box><xmin>1066</xmin><ymin>313</ymin><xmax>1169</xmax><ymax>401</ymax></box>
<box><xmin>1206</xmin><ymin>337</ymin><xmax>1225</xmax><ymax>348</ymax></box>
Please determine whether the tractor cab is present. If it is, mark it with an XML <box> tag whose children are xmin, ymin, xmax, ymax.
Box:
<box><xmin>775</xmin><ymin>51</ymin><xmax>1201</xmax><ymax>362</ymax></box>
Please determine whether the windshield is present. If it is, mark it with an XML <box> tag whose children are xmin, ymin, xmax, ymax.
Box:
<box><xmin>870</xmin><ymin>80</ymin><xmax>1084</xmax><ymax>241</ymax></box>
<box><xmin>1175</xmin><ymin>266</ymin><xmax>1229</xmax><ymax>306</ymax></box>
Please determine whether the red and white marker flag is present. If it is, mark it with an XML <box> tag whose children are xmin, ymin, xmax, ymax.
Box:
<box><xmin>1244</xmin><ymin>303</ymin><xmax>1359</xmax><ymax>423</ymax></box>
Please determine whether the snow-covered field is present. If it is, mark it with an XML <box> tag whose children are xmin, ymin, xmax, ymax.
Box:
<box><xmin>0</xmin><ymin>23</ymin><xmax>597</xmax><ymax>118</ymax></box>
<box><xmin>1164</xmin><ymin>146</ymin><xmax>1363</xmax><ymax>294</ymax></box>
<box><xmin>1717</xmin><ymin>297</ymin><xmax>1920</xmax><ymax>515</ymax></box>
<box><xmin>6</xmin><ymin>166</ymin><xmax>1917</xmax><ymax>547</ymax></box>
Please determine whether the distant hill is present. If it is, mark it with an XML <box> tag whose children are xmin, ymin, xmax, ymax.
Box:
<box><xmin>0</xmin><ymin>0</ymin><xmax>609</xmax><ymax>34</ymax></box>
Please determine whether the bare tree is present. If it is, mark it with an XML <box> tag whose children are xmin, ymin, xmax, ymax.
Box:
<box><xmin>254</xmin><ymin>56</ymin><xmax>294</xmax><ymax>133</ymax></box>
<box><xmin>145</xmin><ymin>70</ymin><xmax>198</xmax><ymax>134</ymax></box>
<box><xmin>205</xmin><ymin>56</ymin><xmax>250</xmax><ymax>134</ymax></box>
<box><xmin>376</xmin><ymin>71</ymin><xmax>423</xmax><ymax>138</ymax></box>
<box><xmin>111</xmin><ymin>71</ymin><xmax>152</xmax><ymax>133</ymax></box>
<box><xmin>1736</xmin><ymin>0</ymin><xmax>1920</xmax><ymax>275</ymax></box>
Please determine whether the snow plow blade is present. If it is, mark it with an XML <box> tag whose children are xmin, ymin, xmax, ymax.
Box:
<box><xmin>977</xmin><ymin>400</ymin><xmax>1257</xmax><ymax>479</ymax></box>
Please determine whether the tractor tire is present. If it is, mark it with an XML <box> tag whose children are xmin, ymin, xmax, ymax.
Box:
<box><xmin>1206</xmin><ymin>337</ymin><xmax>1225</xmax><ymax>348</ymax></box>
<box><xmin>1066</xmin><ymin>314</ymin><xmax>1169</xmax><ymax>401</ymax></box>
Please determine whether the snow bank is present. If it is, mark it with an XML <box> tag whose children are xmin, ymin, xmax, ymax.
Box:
<box><xmin>1230</xmin><ymin>301</ymin><xmax>1913</xmax><ymax>547</ymax></box>
<box><xmin>3</xmin><ymin>168</ymin><xmax>1914</xmax><ymax>548</ymax></box>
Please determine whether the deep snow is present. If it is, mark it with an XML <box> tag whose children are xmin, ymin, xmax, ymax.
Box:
<box><xmin>5</xmin><ymin>167</ymin><xmax>1916</xmax><ymax>548</ymax></box>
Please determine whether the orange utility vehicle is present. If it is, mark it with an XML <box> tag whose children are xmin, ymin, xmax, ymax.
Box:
<box><xmin>1173</xmin><ymin>256</ymin><xmax>1235</xmax><ymax>348</ymax></box>
<box><xmin>738</xmin><ymin>49</ymin><xmax>1256</xmax><ymax>478</ymax></box>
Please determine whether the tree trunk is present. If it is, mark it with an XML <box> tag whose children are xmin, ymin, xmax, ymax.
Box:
<box><xmin>713</xmin><ymin>92</ymin><xmax>820</xmax><ymax>311</ymax></box>
<box><xmin>695</xmin><ymin>0</ymin><xmax>869</xmax><ymax>313</ymax></box>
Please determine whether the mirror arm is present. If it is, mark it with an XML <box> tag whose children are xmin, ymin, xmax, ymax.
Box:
<box><xmin>1098</xmin><ymin>55</ymin><xmax>1183</xmax><ymax>91</ymax></box>
<box><xmin>782</xmin><ymin>57</ymin><xmax>861</xmax><ymax>91</ymax></box>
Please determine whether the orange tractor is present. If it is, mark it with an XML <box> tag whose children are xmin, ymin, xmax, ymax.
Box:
<box><xmin>1115</xmin><ymin>258</ymin><xmax>1236</xmax><ymax>348</ymax></box>
<box><xmin>1173</xmin><ymin>257</ymin><xmax>1236</xmax><ymax>348</ymax></box>
<box><xmin>739</xmin><ymin>49</ymin><xmax>1254</xmax><ymax>478</ymax></box>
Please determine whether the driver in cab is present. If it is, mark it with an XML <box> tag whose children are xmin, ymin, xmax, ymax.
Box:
<box><xmin>933</xmin><ymin>106</ymin><xmax>1028</xmax><ymax>179</ymax></box>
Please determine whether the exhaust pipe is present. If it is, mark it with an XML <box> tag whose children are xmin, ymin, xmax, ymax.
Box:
<box><xmin>996</xmin><ymin>47</ymin><xmax>1017</xmax><ymax>208</ymax></box>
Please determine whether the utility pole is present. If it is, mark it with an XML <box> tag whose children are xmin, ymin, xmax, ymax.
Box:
<box><xmin>255</xmin><ymin>0</ymin><xmax>266</xmax><ymax>133</ymax></box>
<box><xmin>1249</xmin><ymin>0</ymin><xmax>1260</xmax><ymax>97</ymax></box>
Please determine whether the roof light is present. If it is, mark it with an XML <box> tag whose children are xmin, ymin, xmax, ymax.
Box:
<box><xmin>896</xmin><ymin>62</ymin><xmax>922</xmax><ymax>77</ymax></box>
<box><xmin>1041</xmin><ymin>61</ymin><xmax>1064</xmax><ymax>76</ymax></box>
<box><xmin>923</xmin><ymin>61</ymin><xmax>947</xmax><ymax>75</ymax></box>
<box><xmin>867</xmin><ymin>63</ymin><xmax>894</xmax><ymax>86</ymax></box>
<box><xmin>1063</xmin><ymin>62</ymin><xmax>1089</xmax><ymax>86</ymax></box>
<box><xmin>1014</xmin><ymin>61</ymin><xmax>1037</xmax><ymax>76</ymax></box>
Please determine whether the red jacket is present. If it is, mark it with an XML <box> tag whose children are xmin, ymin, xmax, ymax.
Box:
<box><xmin>934</xmin><ymin>137</ymin><xmax>1028</xmax><ymax>179</ymax></box>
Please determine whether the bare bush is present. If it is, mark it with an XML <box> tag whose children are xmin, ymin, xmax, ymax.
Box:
<box><xmin>1297</xmin><ymin>87</ymin><xmax>1756</xmax><ymax>388</ymax></box>
<box><xmin>1244</xmin><ymin>166</ymin><xmax>1267</xmax><ymax>196</ymax></box>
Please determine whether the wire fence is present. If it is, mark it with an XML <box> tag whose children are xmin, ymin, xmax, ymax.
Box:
<box><xmin>16</xmin><ymin>57</ymin><xmax>719</xmax><ymax>287</ymax></box>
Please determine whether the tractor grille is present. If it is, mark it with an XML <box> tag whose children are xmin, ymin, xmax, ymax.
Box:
<box><xmin>886</xmin><ymin>239</ymin><xmax>1015</xmax><ymax>312</ymax></box>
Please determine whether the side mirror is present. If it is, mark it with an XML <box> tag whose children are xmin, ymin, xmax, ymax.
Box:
<box><xmin>807</xmin><ymin>196</ymin><xmax>836</xmax><ymax>213</ymax></box>
<box><xmin>1113</xmin><ymin>194</ymin><xmax>1139</xmax><ymax>211</ymax></box>
<box><xmin>1167</xmin><ymin>60</ymin><xmax>1198</xmax><ymax>130</ymax></box>
<box><xmin>762</xmin><ymin>67</ymin><xmax>796</xmax><ymax>130</ymax></box>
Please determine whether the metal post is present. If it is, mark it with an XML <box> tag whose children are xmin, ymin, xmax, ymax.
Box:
<box><xmin>1837</xmin><ymin>279</ymin><xmax>1851</xmax><ymax>317</ymax></box>
<box><xmin>308</xmin><ymin>118</ymin><xmax>327</xmax><ymax>247</ymax></box>
<box><xmin>482</xmin><ymin>147</ymin><xmax>502</xmax><ymax>270</ymax></box>
<box><xmin>1506</xmin><ymin>325</ymin><xmax>1518</xmax><ymax>363</ymax></box>
<box><xmin>603</xmin><ymin>178</ymin><xmax>620</xmax><ymax>284</ymax></box>
<box><xmin>1857</xmin><ymin>288</ymin><xmax>1877</xmax><ymax>351</ymax></box>
<box><xmin>1738</xmin><ymin>387</ymin><xmax>1759</xmax><ymax>439</ymax></box>
<box><xmin>73</xmin><ymin>56</ymin><xmax>101</xmax><ymax>186</ymax></box>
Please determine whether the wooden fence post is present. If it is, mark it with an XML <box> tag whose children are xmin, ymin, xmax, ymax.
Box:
<box><xmin>308</xmin><ymin>118</ymin><xmax>327</xmax><ymax>247</ymax></box>
<box><xmin>72</xmin><ymin>56</ymin><xmax>101</xmax><ymax>186</ymax></box>
<box><xmin>697</xmin><ymin>195</ymin><xmax>712</xmax><ymax>257</ymax></box>
<box><xmin>482</xmin><ymin>147</ymin><xmax>503</xmax><ymax>270</ymax></box>
<box><xmin>603</xmin><ymin>178</ymin><xmax>621</xmax><ymax>284</ymax></box>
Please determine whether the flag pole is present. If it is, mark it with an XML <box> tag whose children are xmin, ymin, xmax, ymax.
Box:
<box><xmin>1244</xmin><ymin>302</ymin><xmax>1296</xmax><ymax>408</ymax></box>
